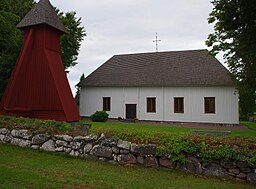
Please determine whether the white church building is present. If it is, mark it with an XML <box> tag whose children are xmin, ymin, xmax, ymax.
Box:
<box><xmin>79</xmin><ymin>49</ymin><xmax>239</xmax><ymax>124</ymax></box>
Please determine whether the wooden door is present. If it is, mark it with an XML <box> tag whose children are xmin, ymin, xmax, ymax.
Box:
<box><xmin>126</xmin><ymin>104</ymin><xmax>137</xmax><ymax>119</ymax></box>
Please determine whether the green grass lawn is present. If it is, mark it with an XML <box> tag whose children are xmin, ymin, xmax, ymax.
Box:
<box><xmin>242</xmin><ymin>121</ymin><xmax>256</xmax><ymax>131</ymax></box>
<box><xmin>88</xmin><ymin>121</ymin><xmax>256</xmax><ymax>138</ymax></box>
<box><xmin>0</xmin><ymin>143</ymin><xmax>255</xmax><ymax>189</ymax></box>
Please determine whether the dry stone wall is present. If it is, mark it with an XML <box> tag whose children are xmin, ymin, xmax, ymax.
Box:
<box><xmin>0</xmin><ymin>127</ymin><xmax>256</xmax><ymax>184</ymax></box>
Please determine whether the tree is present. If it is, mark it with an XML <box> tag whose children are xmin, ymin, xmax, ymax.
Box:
<box><xmin>74</xmin><ymin>73</ymin><xmax>85</xmax><ymax>106</ymax></box>
<box><xmin>59</xmin><ymin>12</ymin><xmax>86</xmax><ymax>70</ymax></box>
<box><xmin>0</xmin><ymin>0</ymin><xmax>86</xmax><ymax>98</ymax></box>
<box><xmin>0</xmin><ymin>0</ymin><xmax>33</xmax><ymax>98</ymax></box>
<box><xmin>7</xmin><ymin>0</ymin><xmax>35</xmax><ymax>18</ymax></box>
<box><xmin>206</xmin><ymin>0</ymin><xmax>256</xmax><ymax>117</ymax></box>
<box><xmin>76</xmin><ymin>73</ymin><xmax>85</xmax><ymax>92</ymax></box>
<box><xmin>0</xmin><ymin>11</ymin><xmax>21</xmax><ymax>97</ymax></box>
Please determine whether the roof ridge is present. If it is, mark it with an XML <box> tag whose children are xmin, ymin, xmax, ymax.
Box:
<box><xmin>114</xmin><ymin>49</ymin><xmax>208</xmax><ymax>57</ymax></box>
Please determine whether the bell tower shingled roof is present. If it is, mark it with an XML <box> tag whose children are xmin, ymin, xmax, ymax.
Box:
<box><xmin>16</xmin><ymin>0</ymin><xmax>67</xmax><ymax>33</ymax></box>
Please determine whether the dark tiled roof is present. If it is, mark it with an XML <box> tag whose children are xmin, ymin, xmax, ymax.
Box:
<box><xmin>80</xmin><ymin>49</ymin><xmax>234</xmax><ymax>87</ymax></box>
<box><xmin>16</xmin><ymin>0</ymin><xmax>67</xmax><ymax>33</ymax></box>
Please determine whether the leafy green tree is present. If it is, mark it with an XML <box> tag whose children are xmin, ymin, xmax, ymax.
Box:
<box><xmin>0</xmin><ymin>0</ymin><xmax>86</xmax><ymax>98</ymax></box>
<box><xmin>206</xmin><ymin>0</ymin><xmax>256</xmax><ymax>117</ymax></box>
<box><xmin>59</xmin><ymin>12</ymin><xmax>86</xmax><ymax>70</ymax></box>
<box><xmin>74</xmin><ymin>73</ymin><xmax>85</xmax><ymax>106</ymax></box>
<box><xmin>7</xmin><ymin>0</ymin><xmax>35</xmax><ymax>18</ymax></box>
<box><xmin>77</xmin><ymin>73</ymin><xmax>85</xmax><ymax>93</ymax></box>
<box><xmin>0</xmin><ymin>0</ymin><xmax>31</xmax><ymax>98</ymax></box>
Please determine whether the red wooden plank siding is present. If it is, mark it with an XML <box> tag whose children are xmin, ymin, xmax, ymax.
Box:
<box><xmin>0</xmin><ymin>25</ymin><xmax>80</xmax><ymax>122</ymax></box>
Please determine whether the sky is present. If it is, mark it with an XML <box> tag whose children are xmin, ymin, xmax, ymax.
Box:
<box><xmin>35</xmin><ymin>0</ymin><xmax>221</xmax><ymax>96</ymax></box>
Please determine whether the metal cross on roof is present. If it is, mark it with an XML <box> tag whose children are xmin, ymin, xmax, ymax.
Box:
<box><xmin>153</xmin><ymin>32</ymin><xmax>161</xmax><ymax>52</ymax></box>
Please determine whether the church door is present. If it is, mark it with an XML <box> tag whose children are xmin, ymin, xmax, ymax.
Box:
<box><xmin>126</xmin><ymin>104</ymin><xmax>137</xmax><ymax>119</ymax></box>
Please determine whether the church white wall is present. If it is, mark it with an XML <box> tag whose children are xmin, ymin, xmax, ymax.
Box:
<box><xmin>163</xmin><ymin>87</ymin><xmax>239</xmax><ymax>124</ymax></box>
<box><xmin>80</xmin><ymin>86</ymin><xmax>239</xmax><ymax>124</ymax></box>
<box><xmin>79</xmin><ymin>87</ymin><xmax>123</xmax><ymax>119</ymax></box>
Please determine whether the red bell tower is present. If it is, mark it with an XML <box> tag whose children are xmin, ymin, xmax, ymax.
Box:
<box><xmin>0</xmin><ymin>0</ymin><xmax>80</xmax><ymax>122</ymax></box>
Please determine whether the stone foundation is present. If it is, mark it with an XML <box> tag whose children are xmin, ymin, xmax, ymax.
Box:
<box><xmin>0</xmin><ymin>128</ymin><xmax>255</xmax><ymax>184</ymax></box>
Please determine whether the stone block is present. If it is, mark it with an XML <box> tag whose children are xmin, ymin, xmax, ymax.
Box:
<box><xmin>11</xmin><ymin>138</ymin><xmax>31</xmax><ymax>147</ymax></box>
<box><xmin>137</xmin><ymin>156</ymin><xmax>144</xmax><ymax>165</ymax></box>
<box><xmin>112</xmin><ymin>146</ymin><xmax>119</xmax><ymax>154</ymax></box>
<box><xmin>70</xmin><ymin>150</ymin><xmax>80</xmax><ymax>157</ymax></box>
<box><xmin>10</xmin><ymin>138</ymin><xmax>19</xmax><ymax>145</ymax></box>
<box><xmin>40</xmin><ymin>139</ymin><xmax>55</xmax><ymax>152</ymax></box>
<box><xmin>159</xmin><ymin>158</ymin><xmax>175</xmax><ymax>169</ymax></box>
<box><xmin>73</xmin><ymin>136</ymin><xmax>86</xmax><ymax>142</ymax></box>
<box><xmin>177</xmin><ymin>157</ymin><xmax>202</xmax><ymax>174</ymax></box>
<box><xmin>113</xmin><ymin>154</ymin><xmax>118</xmax><ymax>161</ymax></box>
<box><xmin>117</xmin><ymin>154</ymin><xmax>137</xmax><ymax>165</ymax></box>
<box><xmin>91</xmin><ymin>145</ymin><xmax>112</xmax><ymax>158</ymax></box>
<box><xmin>84</xmin><ymin>143</ymin><xmax>93</xmax><ymax>154</ymax></box>
<box><xmin>247</xmin><ymin>173</ymin><xmax>256</xmax><ymax>184</ymax></box>
<box><xmin>187</xmin><ymin>157</ymin><xmax>202</xmax><ymax>174</ymax></box>
<box><xmin>64</xmin><ymin>147</ymin><xmax>72</xmax><ymax>154</ymax></box>
<box><xmin>70</xmin><ymin>141</ymin><xmax>82</xmax><ymax>150</ymax></box>
<box><xmin>237</xmin><ymin>161</ymin><xmax>248</xmax><ymax>168</ymax></box>
<box><xmin>62</xmin><ymin>135</ymin><xmax>73</xmax><ymax>142</ymax></box>
<box><xmin>54</xmin><ymin>135</ymin><xmax>73</xmax><ymax>142</ymax></box>
<box><xmin>84</xmin><ymin>134</ymin><xmax>98</xmax><ymax>143</ymax></box>
<box><xmin>11</xmin><ymin>129</ymin><xmax>32</xmax><ymax>140</ymax></box>
<box><xmin>55</xmin><ymin>146</ymin><xmax>64</xmax><ymax>152</ymax></box>
<box><xmin>0</xmin><ymin>134</ymin><xmax>5</xmax><ymax>141</ymax></box>
<box><xmin>131</xmin><ymin>144</ymin><xmax>157</xmax><ymax>155</ymax></box>
<box><xmin>229</xmin><ymin>168</ymin><xmax>240</xmax><ymax>175</ymax></box>
<box><xmin>101</xmin><ymin>138</ymin><xmax>117</xmax><ymax>147</ymax></box>
<box><xmin>204</xmin><ymin>163</ymin><xmax>228</xmax><ymax>177</ymax></box>
<box><xmin>18</xmin><ymin>139</ymin><xmax>31</xmax><ymax>147</ymax></box>
<box><xmin>117</xmin><ymin>140</ymin><xmax>131</xmax><ymax>150</ymax></box>
<box><xmin>10</xmin><ymin>130</ymin><xmax>18</xmax><ymax>137</ymax></box>
<box><xmin>3</xmin><ymin>134</ymin><xmax>12</xmax><ymax>142</ymax></box>
<box><xmin>236</xmin><ymin>172</ymin><xmax>247</xmax><ymax>179</ymax></box>
<box><xmin>96</xmin><ymin>133</ymin><xmax>106</xmax><ymax>143</ymax></box>
<box><xmin>32</xmin><ymin>134</ymin><xmax>49</xmax><ymax>145</ymax></box>
<box><xmin>78</xmin><ymin>148</ymin><xmax>83</xmax><ymax>154</ymax></box>
<box><xmin>56</xmin><ymin>140</ymin><xmax>69</xmax><ymax>147</ymax></box>
<box><xmin>144</xmin><ymin>157</ymin><xmax>158</xmax><ymax>167</ymax></box>
<box><xmin>0</xmin><ymin>128</ymin><xmax>9</xmax><ymax>135</ymax></box>
<box><xmin>221</xmin><ymin>160</ymin><xmax>236</xmax><ymax>169</ymax></box>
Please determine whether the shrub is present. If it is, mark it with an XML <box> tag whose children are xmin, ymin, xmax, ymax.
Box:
<box><xmin>90</xmin><ymin>111</ymin><xmax>109</xmax><ymax>122</ymax></box>
<box><xmin>247</xmin><ymin>151</ymin><xmax>256</xmax><ymax>166</ymax></box>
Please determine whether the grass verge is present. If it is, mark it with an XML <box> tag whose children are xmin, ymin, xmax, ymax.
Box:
<box><xmin>0</xmin><ymin>143</ymin><xmax>255</xmax><ymax>189</ymax></box>
<box><xmin>88</xmin><ymin>121</ymin><xmax>256</xmax><ymax>148</ymax></box>
<box><xmin>241</xmin><ymin>121</ymin><xmax>256</xmax><ymax>131</ymax></box>
<box><xmin>88</xmin><ymin>121</ymin><xmax>256</xmax><ymax>138</ymax></box>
